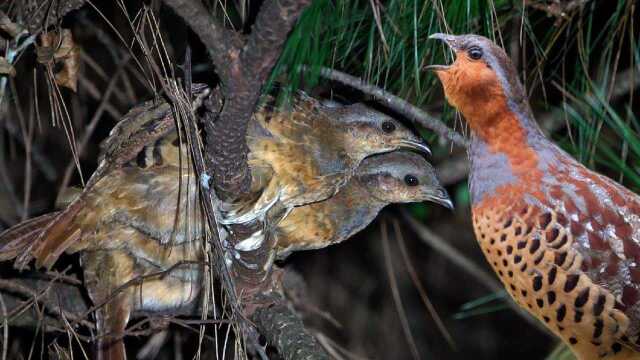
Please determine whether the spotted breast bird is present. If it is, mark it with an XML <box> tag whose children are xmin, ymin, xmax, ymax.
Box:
<box><xmin>225</xmin><ymin>93</ymin><xmax>431</xmax><ymax>225</ymax></box>
<box><xmin>428</xmin><ymin>33</ymin><xmax>640</xmax><ymax>359</ymax></box>
<box><xmin>275</xmin><ymin>150</ymin><xmax>451</xmax><ymax>259</ymax></box>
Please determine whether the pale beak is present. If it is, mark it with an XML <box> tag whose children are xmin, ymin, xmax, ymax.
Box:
<box><xmin>429</xmin><ymin>33</ymin><xmax>458</xmax><ymax>46</ymax></box>
<box><xmin>399</xmin><ymin>139</ymin><xmax>432</xmax><ymax>156</ymax></box>
<box><xmin>424</xmin><ymin>33</ymin><xmax>458</xmax><ymax>72</ymax></box>
<box><xmin>428</xmin><ymin>188</ymin><xmax>454</xmax><ymax>210</ymax></box>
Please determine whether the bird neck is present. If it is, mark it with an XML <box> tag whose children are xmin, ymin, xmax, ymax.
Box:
<box><xmin>331</xmin><ymin>184</ymin><xmax>386</xmax><ymax>241</ymax></box>
<box><xmin>466</xmin><ymin>95</ymin><xmax>554</xmax><ymax>205</ymax></box>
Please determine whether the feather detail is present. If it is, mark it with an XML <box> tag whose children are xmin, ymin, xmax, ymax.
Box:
<box><xmin>0</xmin><ymin>212</ymin><xmax>60</xmax><ymax>263</ymax></box>
<box><xmin>18</xmin><ymin>198</ymin><xmax>85</xmax><ymax>270</ymax></box>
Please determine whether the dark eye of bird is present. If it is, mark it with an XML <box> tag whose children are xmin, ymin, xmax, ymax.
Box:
<box><xmin>468</xmin><ymin>46</ymin><xmax>483</xmax><ymax>60</ymax></box>
<box><xmin>404</xmin><ymin>174</ymin><xmax>419</xmax><ymax>186</ymax></box>
<box><xmin>382</xmin><ymin>121</ymin><xmax>396</xmax><ymax>133</ymax></box>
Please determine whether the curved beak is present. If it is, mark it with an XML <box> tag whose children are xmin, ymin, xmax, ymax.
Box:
<box><xmin>426</xmin><ymin>188</ymin><xmax>454</xmax><ymax>210</ymax></box>
<box><xmin>429</xmin><ymin>33</ymin><xmax>458</xmax><ymax>46</ymax></box>
<box><xmin>424</xmin><ymin>33</ymin><xmax>458</xmax><ymax>72</ymax></box>
<box><xmin>399</xmin><ymin>139</ymin><xmax>431</xmax><ymax>156</ymax></box>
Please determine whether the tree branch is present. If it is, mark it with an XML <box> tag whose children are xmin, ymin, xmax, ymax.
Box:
<box><xmin>160</xmin><ymin>0</ymin><xmax>242</xmax><ymax>85</ymax></box>
<box><xmin>253</xmin><ymin>294</ymin><xmax>329</xmax><ymax>360</ymax></box>
<box><xmin>163</xmin><ymin>0</ymin><xmax>312</xmax><ymax>197</ymax></box>
<box><xmin>309</xmin><ymin>66</ymin><xmax>469</xmax><ymax>147</ymax></box>
<box><xmin>206</xmin><ymin>0</ymin><xmax>312</xmax><ymax>197</ymax></box>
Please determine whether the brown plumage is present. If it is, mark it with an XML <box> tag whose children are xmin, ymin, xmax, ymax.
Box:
<box><xmin>275</xmin><ymin>150</ymin><xmax>451</xmax><ymax>258</ymax></box>
<box><xmin>429</xmin><ymin>33</ymin><xmax>640</xmax><ymax>359</ymax></box>
<box><xmin>0</xmin><ymin>93</ymin><xmax>434</xmax><ymax>359</ymax></box>
<box><xmin>226</xmin><ymin>93</ymin><xmax>431</xmax><ymax>224</ymax></box>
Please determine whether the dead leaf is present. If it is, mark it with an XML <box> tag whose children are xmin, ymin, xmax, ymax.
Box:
<box><xmin>37</xmin><ymin>29</ymin><xmax>80</xmax><ymax>92</ymax></box>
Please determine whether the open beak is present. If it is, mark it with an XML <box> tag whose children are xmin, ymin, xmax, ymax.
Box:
<box><xmin>427</xmin><ymin>188</ymin><xmax>454</xmax><ymax>210</ymax></box>
<box><xmin>399</xmin><ymin>139</ymin><xmax>431</xmax><ymax>156</ymax></box>
<box><xmin>424</xmin><ymin>33</ymin><xmax>458</xmax><ymax>72</ymax></box>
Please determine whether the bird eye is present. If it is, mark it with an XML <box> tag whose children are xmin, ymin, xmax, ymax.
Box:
<box><xmin>468</xmin><ymin>46</ymin><xmax>483</xmax><ymax>60</ymax></box>
<box><xmin>404</xmin><ymin>174</ymin><xmax>419</xmax><ymax>186</ymax></box>
<box><xmin>382</xmin><ymin>121</ymin><xmax>396</xmax><ymax>133</ymax></box>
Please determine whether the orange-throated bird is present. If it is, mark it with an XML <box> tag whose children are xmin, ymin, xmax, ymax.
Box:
<box><xmin>428</xmin><ymin>33</ymin><xmax>640</xmax><ymax>359</ymax></box>
<box><xmin>275</xmin><ymin>150</ymin><xmax>451</xmax><ymax>259</ymax></box>
<box><xmin>0</xmin><ymin>93</ymin><xmax>432</xmax><ymax>359</ymax></box>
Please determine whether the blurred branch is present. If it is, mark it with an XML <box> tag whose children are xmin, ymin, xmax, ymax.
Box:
<box><xmin>524</xmin><ymin>0</ymin><xmax>588</xmax><ymax>22</ymax></box>
<box><xmin>59</xmin><ymin>55</ymin><xmax>131</xmax><ymax>191</ymax></box>
<box><xmin>399</xmin><ymin>209</ymin><xmax>550</xmax><ymax>335</ymax></box>
<box><xmin>400</xmin><ymin>210</ymin><xmax>502</xmax><ymax>293</ymax></box>
<box><xmin>1</xmin><ymin>115</ymin><xmax>57</xmax><ymax>181</ymax></box>
<box><xmin>308</xmin><ymin>66</ymin><xmax>468</xmax><ymax>147</ymax></box>
<box><xmin>436</xmin><ymin>153</ymin><xmax>469</xmax><ymax>186</ymax></box>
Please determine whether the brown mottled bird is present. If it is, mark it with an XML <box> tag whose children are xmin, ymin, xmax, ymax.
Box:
<box><xmin>225</xmin><ymin>93</ymin><xmax>431</xmax><ymax>225</ymax></box>
<box><xmin>1</xmin><ymin>127</ymin><xmax>205</xmax><ymax>360</ymax></box>
<box><xmin>276</xmin><ymin>150</ymin><xmax>451</xmax><ymax>259</ymax></box>
<box><xmin>428</xmin><ymin>33</ymin><xmax>640</xmax><ymax>359</ymax></box>
<box><xmin>0</xmin><ymin>93</ymin><xmax>430</xmax><ymax>359</ymax></box>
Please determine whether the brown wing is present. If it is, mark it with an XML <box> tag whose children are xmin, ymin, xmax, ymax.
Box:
<box><xmin>15</xmin><ymin>124</ymin><xmax>196</xmax><ymax>270</ymax></box>
<box><xmin>23</xmin><ymin>199</ymin><xmax>85</xmax><ymax>269</ymax></box>
<box><xmin>543</xmin><ymin>165</ymin><xmax>640</xmax><ymax>343</ymax></box>
<box><xmin>0</xmin><ymin>212</ymin><xmax>60</xmax><ymax>263</ymax></box>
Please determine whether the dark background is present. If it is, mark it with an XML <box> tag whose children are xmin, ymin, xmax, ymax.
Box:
<box><xmin>1</xmin><ymin>0</ymin><xmax>638</xmax><ymax>359</ymax></box>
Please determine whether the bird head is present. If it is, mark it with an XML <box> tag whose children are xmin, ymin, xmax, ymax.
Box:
<box><xmin>330</xmin><ymin>103</ymin><xmax>431</xmax><ymax>160</ymax></box>
<box><xmin>356</xmin><ymin>151</ymin><xmax>452</xmax><ymax>209</ymax></box>
<box><xmin>425</xmin><ymin>34</ymin><xmax>529</xmax><ymax>133</ymax></box>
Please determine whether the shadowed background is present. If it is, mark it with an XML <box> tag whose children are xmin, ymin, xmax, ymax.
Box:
<box><xmin>0</xmin><ymin>0</ymin><xmax>638</xmax><ymax>359</ymax></box>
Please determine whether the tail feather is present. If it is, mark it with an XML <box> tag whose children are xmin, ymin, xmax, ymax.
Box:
<box><xmin>22</xmin><ymin>199</ymin><xmax>85</xmax><ymax>270</ymax></box>
<box><xmin>0</xmin><ymin>212</ymin><xmax>60</xmax><ymax>263</ymax></box>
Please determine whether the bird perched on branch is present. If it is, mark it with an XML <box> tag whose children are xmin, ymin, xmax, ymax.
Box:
<box><xmin>0</xmin><ymin>91</ymin><xmax>432</xmax><ymax>359</ymax></box>
<box><xmin>428</xmin><ymin>33</ymin><xmax>640</xmax><ymax>360</ymax></box>
<box><xmin>1</xmin><ymin>111</ymin><xmax>205</xmax><ymax>360</ymax></box>
<box><xmin>275</xmin><ymin>150</ymin><xmax>451</xmax><ymax>259</ymax></box>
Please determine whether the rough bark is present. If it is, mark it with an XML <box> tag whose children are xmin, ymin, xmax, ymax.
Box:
<box><xmin>163</xmin><ymin>0</ymin><xmax>311</xmax><ymax>197</ymax></box>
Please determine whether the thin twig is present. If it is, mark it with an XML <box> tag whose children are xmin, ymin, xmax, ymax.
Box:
<box><xmin>380</xmin><ymin>220</ymin><xmax>421</xmax><ymax>360</ymax></box>
<box><xmin>392</xmin><ymin>218</ymin><xmax>457</xmax><ymax>351</ymax></box>
<box><xmin>399</xmin><ymin>209</ymin><xmax>550</xmax><ymax>334</ymax></box>
<box><xmin>58</xmin><ymin>55</ymin><xmax>131</xmax><ymax>192</ymax></box>
<box><xmin>306</xmin><ymin>66</ymin><xmax>468</xmax><ymax>147</ymax></box>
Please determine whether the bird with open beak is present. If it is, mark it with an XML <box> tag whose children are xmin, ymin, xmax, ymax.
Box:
<box><xmin>428</xmin><ymin>33</ymin><xmax>640</xmax><ymax>360</ymax></box>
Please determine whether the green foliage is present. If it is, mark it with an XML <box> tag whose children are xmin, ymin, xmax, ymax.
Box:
<box><xmin>545</xmin><ymin>343</ymin><xmax>577</xmax><ymax>360</ymax></box>
<box><xmin>272</xmin><ymin>0</ymin><xmax>639</xmax><ymax>191</ymax></box>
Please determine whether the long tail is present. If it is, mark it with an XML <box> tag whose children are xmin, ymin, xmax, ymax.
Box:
<box><xmin>26</xmin><ymin>199</ymin><xmax>84</xmax><ymax>269</ymax></box>
<box><xmin>0</xmin><ymin>212</ymin><xmax>60</xmax><ymax>263</ymax></box>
